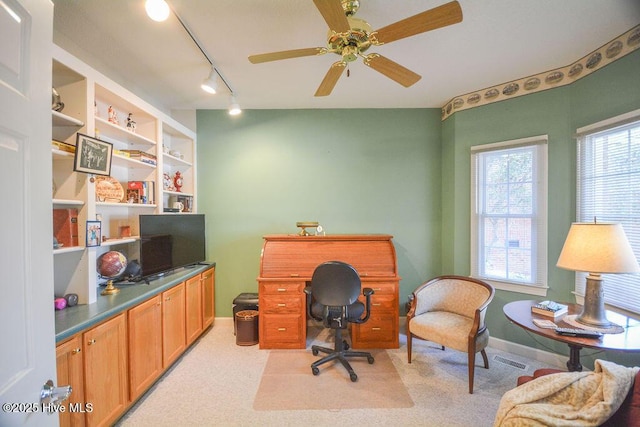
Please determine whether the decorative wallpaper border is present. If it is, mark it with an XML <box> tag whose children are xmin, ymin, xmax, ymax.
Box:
<box><xmin>441</xmin><ymin>25</ymin><xmax>640</xmax><ymax>121</ymax></box>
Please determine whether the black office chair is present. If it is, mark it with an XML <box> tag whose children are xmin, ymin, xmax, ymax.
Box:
<box><xmin>304</xmin><ymin>261</ymin><xmax>375</xmax><ymax>382</ymax></box>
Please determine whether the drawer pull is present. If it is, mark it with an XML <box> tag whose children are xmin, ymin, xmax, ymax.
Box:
<box><xmin>372</xmin><ymin>288</ymin><xmax>382</xmax><ymax>291</ymax></box>
<box><xmin>277</xmin><ymin>328</ymin><xmax>287</xmax><ymax>331</ymax></box>
<box><xmin>290</xmin><ymin>274</ymin><xmax>299</xmax><ymax>277</ymax></box>
<box><xmin>277</xmin><ymin>303</ymin><xmax>286</xmax><ymax>307</ymax></box>
<box><xmin>372</xmin><ymin>303</ymin><xmax>381</xmax><ymax>306</ymax></box>
<box><xmin>277</xmin><ymin>288</ymin><xmax>287</xmax><ymax>292</ymax></box>
<box><xmin>371</xmin><ymin>327</ymin><xmax>382</xmax><ymax>331</ymax></box>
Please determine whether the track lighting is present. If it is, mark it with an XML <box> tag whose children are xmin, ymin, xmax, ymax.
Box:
<box><xmin>145</xmin><ymin>0</ymin><xmax>170</xmax><ymax>22</ymax></box>
<box><xmin>228</xmin><ymin>96</ymin><xmax>242</xmax><ymax>116</ymax></box>
<box><xmin>201</xmin><ymin>68</ymin><xmax>218</xmax><ymax>94</ymax></box>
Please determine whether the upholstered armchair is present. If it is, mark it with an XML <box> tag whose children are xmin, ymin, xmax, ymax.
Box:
<box><xmin>406</xmin><ymin>275</ymin><xmax>495</xmax><ymax>394</ymax></box>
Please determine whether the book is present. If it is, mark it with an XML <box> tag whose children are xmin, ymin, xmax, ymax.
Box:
<box><xmin>531</xmin><ymin>300</ymin><xmax>568</xmax><ymax>318</ymax></box>
<box><xmin>53</xmin><ymin>208</ymin><xmax>79</xmax><ymax>248</ymax></box>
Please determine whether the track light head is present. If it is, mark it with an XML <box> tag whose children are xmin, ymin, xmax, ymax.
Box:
<box><xmin>201</xmin><ymin>69</ymin><xmax>218</xmax><ymax>94</ymax></box>
<box><xmin>145</xmin><ymin>0</ymin><xmax>170</xmax><ymax>22</ymax></box>
<box><xmin>228</xmin><ymin>96</ymin><xmax>242</xmax><ymax>116</ymax></box>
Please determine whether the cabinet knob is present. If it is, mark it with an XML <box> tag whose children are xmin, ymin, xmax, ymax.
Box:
<box><xmin>72</xmin><ymin>348</ymin><xmax>81</xmax><ymax>355</ymax></box>
<box><xmin>87</xmin><ymin>339</ymin><xmax>96</xmax><ymax>345</ymax></box>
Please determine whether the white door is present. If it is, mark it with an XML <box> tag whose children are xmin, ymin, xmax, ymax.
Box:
<box><xmin>0</xmin><ymin>0</ymin><xmax>58</xmax><ymax>426</ymax></box>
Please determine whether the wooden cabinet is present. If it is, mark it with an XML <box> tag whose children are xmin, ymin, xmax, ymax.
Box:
<box><xmin>257</xmin><ymin>234</ymin><xmax>400</xmax><ymax>349</ymax></box>
<box><xmin>185</xmin><ymin>275</ymin><xmax>203</xmax><ymax>345</ymax></box>
<box><xmin>127</xmin><ymin>295</ymin><xmax>163</xmax><ymax>401</ymax></box>
<box><xmin>56</xmin><ymin>335</ymin><xmax>85</xmax><ymax>427</ymax></box>
<box><xmin>201</xmin><ymin>266</ymin><xmax>215</xmax><ymax>329</ymax></box>
<box><xmin>162</xmin><ymin>283</ymin><xmax>186</xmax><ymax>367</ymax></box>
<box><xmin>83</xmin><ymin>313</ymin><xmax>128</xmax><ymax>427</ymax></box>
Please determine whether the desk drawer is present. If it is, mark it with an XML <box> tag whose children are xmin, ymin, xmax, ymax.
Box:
<box><xmin>260</xmin><ymin>281</ymin><xmax>305</xmax><ymax>295</ymax></box>
<box><xmin>351</xmin><ymin>314</ymin><xmax>399</xmax><ymax>348</ymax></box>
<box><xmin>262</xmin><ymin>295</ymin><xmax>303</xmax><ymax>314</ymax></box>
<box><xmin>359</xmin><ymin>293</ymin><xmax>396</xmax><ymax>312</ymax></box>
<box><xmin>363</xmin><ymin>281</ymin><xmax>397</xmax><ymax>295</ymax></box>
<box><xmin>259</xmin><ymin>313</ymin><xmax>305</xmax><ymax>349</ymax></box>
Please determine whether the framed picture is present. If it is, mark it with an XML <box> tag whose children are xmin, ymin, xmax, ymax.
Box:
<box><xmin>86</xmin><ymin>221</ymin><xmax>102</xmax><ymax>247</ymax></box>
<box><xmin>74</xmin><ymin>133</ymin><xmax>113</xmax><ymax>176</ymax></box>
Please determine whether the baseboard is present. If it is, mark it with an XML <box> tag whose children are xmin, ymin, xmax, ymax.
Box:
<box><xmin>214</xmin><ymin>316</ymin><xmax>234</xmax><ymax>327</ymax></box>
<box><xmin>488</xmin><ymin>336</ymin><xmax>567</xmax><ymax>370</ymax></box>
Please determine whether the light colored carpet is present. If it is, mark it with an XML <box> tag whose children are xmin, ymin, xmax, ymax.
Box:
<box><xmin>117</xmin><ymin>318</ymin><xmax>551</xmax><ymax>427</ymax></box>
<box><xmin>254</xmin><ymin>348</ymin><xmax>413</xmax><ymax>410</ymax></box>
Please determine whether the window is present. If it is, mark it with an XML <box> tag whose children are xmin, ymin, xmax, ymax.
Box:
<box><xmin>471</xmin><ymin>136</ymin><xmax>548</xmax><ymax>294</ymax></box>
<box><xmin>576</xmin><ymin>113</ymin><xmax>640</xmax><ymax>314</ymax></box>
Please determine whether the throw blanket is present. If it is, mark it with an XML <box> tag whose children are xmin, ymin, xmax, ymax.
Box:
<box><xmin>494</xmin><ymin>359</ymin><xmax>639</xmax><ymax>426</ymax></box>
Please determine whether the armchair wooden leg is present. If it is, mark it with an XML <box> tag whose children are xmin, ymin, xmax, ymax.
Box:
<box><xmin>407</xmin><ymin>333</ymin><xmax>413</xmax><ymax>363</ymax></box>
<box><xmin>468</xmin><ymin>351</ymin><xmax>475</xmax><ymax>394</ymax></box>
<box><xmin>481</xmin><ymin>349</ymin><xmax>489</xmax><ymax>369</ymax></box>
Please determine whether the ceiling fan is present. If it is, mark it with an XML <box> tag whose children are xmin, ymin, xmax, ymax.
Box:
<box><xmin>248</xmin><ymin>0</ymin><xmax>463</xmax><ymax>96</ymax></box>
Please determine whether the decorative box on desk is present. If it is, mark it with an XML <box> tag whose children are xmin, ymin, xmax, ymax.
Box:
<box><xmin>257</xmin><ymin>234</ymin><xmax>401</xmax><ymax>349</ymax></box>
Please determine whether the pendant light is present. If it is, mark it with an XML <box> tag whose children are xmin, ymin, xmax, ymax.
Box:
<box><xmin>145</xmin><ymin>0</ymin><xmax>170</xmax><ymax>22</ymax></box>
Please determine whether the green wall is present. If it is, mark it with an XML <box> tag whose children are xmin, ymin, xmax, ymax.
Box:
<box><xmin>197</xmin><ymin>50</ymin><xmax>640</xmax><ymax>367</ymax></box>
<box><xmin>197</xmin><ymin>109</ymin><xmax>442</xmax><ymax>319</ymax></box>
<box><xmin>442</xmin><ymin>50</ymin><xmax>640</xmax><ymax>367</ymax></box>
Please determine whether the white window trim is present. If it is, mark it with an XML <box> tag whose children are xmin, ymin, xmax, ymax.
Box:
<box><xmin>470</xmin><ymin>135</ymin><xmax>549</xmax><ymax>296</ymax></box>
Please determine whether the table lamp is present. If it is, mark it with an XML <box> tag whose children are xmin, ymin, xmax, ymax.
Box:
<box><xmin>556</xmin><ymin>222</ymin><xmax>640</xmax><ymax>328</ymax></box>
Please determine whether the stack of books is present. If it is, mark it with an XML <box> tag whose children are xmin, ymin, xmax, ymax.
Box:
<box><xmin>531</xmin><ymin>300</ymin><xmax>568</xmax><ymax>318</ymax></box>
<box><xmin>120</xmin><ymin>150</ymin><xmax>157</xmax><ymax>166</ymax></box>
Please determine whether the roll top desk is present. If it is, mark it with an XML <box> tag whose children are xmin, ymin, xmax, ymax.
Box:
<box><xmin>257</xmin><ymin>234</ymin><xmax>400</xmax><ymax>349</ymax></box>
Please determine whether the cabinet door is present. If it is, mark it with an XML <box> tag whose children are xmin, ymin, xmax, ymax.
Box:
<box><xmin>185</xmin><ymin>275</ymin><xmax>203</xmax><ymax>345</ymax></box>
<box><xmin>56</xmin><ymin>336</ymin><xmax>85</xmax><ymax>427</ymax></box>
<box><xmin>162</xmin><ymin>283</ymin><xmax>186</xmax><ymax>367</ymax></box>
<box><xmin>128</xmin><ymin>295</ymin><xmax>162</xmax><ymax>401</ymax></box>
<box><xmin>201</xmin><ymin>267</ymin><xmax>215</xmax><ymax>329</ymax></box>
<box><xmin>83</xmin><ymin>313</ymin><xmax>128</xmax><ymax>427</ymax></box>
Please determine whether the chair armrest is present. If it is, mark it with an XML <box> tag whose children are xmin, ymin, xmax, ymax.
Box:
<box><xmin>304</xmin><ymin>286</ymin><xmax>316</xmax><ymax>320</ymax></box>
<box><xmin>362</xmin><ymin>287</ymin><xmax>374</xmax><ymax>297</ymax></box>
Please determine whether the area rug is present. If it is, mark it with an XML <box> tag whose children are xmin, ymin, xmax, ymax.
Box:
<box><xmin>253</xmin><ymin>349</ymin><xmax>414</xmax><ymax>411</ymax></box>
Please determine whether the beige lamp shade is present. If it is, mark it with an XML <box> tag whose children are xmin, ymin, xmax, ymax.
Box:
<box><xmin>557</xmin><ymin>222</ymin><xmax>640</xmax><ymax>274</ymax></box>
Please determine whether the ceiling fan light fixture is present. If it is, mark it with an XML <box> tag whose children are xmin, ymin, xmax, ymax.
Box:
<box><xmin>228</xmin><ymin>96</ymin><xmax>242</xmax><ymax>116</ymax></box>
<box><xmin>201</xmin><ymin>69</ymin><xmax>218</xmax><ymax>94</ymax></box>
<box><xmin>145</xmin><ymin>0</ymin><xmax>171</xmax><ymax>22</ymax></box>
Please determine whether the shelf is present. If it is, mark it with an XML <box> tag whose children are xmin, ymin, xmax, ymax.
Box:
<box><xmin>54</xmin><ymin>246</ymin><xmax>85</xmax><ymax>255</ymax></box>
<box><xmin>52</xmin><ymin>110</ymin><xmax>84</xmax><ymax>127</ymax></box>
<box><xmin>100</xmin><ymin>237</ymin><xmax>139</xmax><ymax>247</ymax></box>
<box><xmin>53</xmin><ymin>198</ymin><xmax>85</xmax><ymax>207</ymax></box>
<box><xmin>112</xmin><ymin>154</ymin><xmax>156</xmax><ymax>169</ymax></box>
<box><xmin>163</xmin><ymin>152</ymin><xmax>192</xmax><ymax>167</ymax></box>
<box><xmin>163</xmin><ymin>190</ymin><xmax>194</xmax><ymax>197</ymax></box>
<box><xmin>96</xmin><ymin>202</ymin><xmax>157</xmax><ymax>208</ymax></box>
<box><xmin>96</xmin><ymin>117</ymin><xmax>156</xmax><ymax>146</ymax></box>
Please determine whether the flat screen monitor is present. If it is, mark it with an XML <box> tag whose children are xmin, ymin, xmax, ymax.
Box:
<box><xmin>139</xmin><ymin>214</ymin><xmax>206</xmax><ymax>278</ymax></box>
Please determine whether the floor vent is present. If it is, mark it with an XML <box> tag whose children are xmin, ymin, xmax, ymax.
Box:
<box><xmin>493</xmin><ymin>355</ymin><xmax>528</xmax><ymax>370</ymax></box>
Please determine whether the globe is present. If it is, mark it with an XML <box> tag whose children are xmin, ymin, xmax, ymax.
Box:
<box><xmin>97</xmin><ymin>251</ymin><xmax>127</xmax><ymax>278</ymax></box>
<box><xmin>97</xmin><ymin>251</ymin><xmax>127</xmax><ymax>296</ymax></box>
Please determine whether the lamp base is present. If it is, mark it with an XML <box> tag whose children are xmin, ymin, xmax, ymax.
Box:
<box><xmin>575</xmin><ymin>274</ymin><xmax>611</xmax><ymax>328</ymax></box>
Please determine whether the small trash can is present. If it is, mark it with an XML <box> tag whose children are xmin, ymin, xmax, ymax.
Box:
<box><xmin>232</xmin><ymin>292</ymin><xmax>259</xmax><ymax>335</ymax></box>
<box><xmin>235</xmin><ymin>310</ymin><xmax>259</xmax><ymax>346</ymax></box>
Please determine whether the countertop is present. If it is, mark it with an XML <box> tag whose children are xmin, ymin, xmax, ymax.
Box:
<box><xmin>55</xmin><ymin>262</ymin><xmax>215</xmax><ymax>343</ymax></box>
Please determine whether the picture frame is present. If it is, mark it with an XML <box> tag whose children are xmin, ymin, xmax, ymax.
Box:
<box><xmin>73</xmin><ymin>133</ymin><xmax>113</xmax><ymax>176</ymax></box>
<box><xmin>86</xmin><ymin>220</ymin><xmax>102</xmax><ymax>247</ymax></box>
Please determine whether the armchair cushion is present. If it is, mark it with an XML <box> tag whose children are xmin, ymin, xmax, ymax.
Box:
<box><xmin>409</xmin><ymin>311</ymin><xmax>489</xmax><ymax>353</ymax></box>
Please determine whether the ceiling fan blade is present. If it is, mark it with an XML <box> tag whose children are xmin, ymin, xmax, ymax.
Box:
<box><xmin>363</xmin><ymin>54</ymin><xmax>421</xmax><ymax>87</ymax></box>
<box><xmin>373</xmin><ymin>0</ymin><xmax>463</xmax><ymax>45</ymax></box>
<box><xmin>313</xmin><ymin>0</ymin><xmax>350</xmax><ymax>33</ymax></box>
<box><xmin>248</xmin><ymin>47</ymin><xmax>327</xmax><ymax>64</ymax></box>
<box><xmin>314</xmin><ymin>61</ymin><xmax>347</xmax><ymax>97</ymax></box>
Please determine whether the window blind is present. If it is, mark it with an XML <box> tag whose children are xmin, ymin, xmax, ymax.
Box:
<box><xmin>576</xmin><ymin>120</ymin><xmax>640</xmax><ymax>314</ymax></box>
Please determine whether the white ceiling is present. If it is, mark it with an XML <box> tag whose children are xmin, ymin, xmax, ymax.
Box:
<box><xmin>52</xmin><ymin>0</ymin><xmax>640</xmax><ymax>114</ymax></box>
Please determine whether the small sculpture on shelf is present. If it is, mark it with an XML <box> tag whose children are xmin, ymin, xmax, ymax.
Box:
<box><xmin>173</xmin><ymin>171</ymin><xmax>183</xmax><ymax>192</ymax></box>
<box><xmin>126</xmin><ymin>113</ymin><xmax>136</xmax><ymax>132</ymax></box>
<box><xmin>108</xmin><ymin>105</ymin><xmax>118</xmax><ymax>125</ymax></box>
